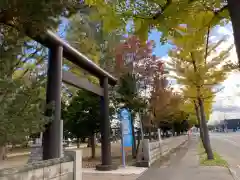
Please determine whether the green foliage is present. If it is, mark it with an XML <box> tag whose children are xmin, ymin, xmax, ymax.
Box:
<box><xmin>0</xmin><ymin>76</ymin><xmax>47</xmax><ymax>145</ymax></box>
<box><xmin>85</xmin><ymin>0</ymin><xmax>229</xmax><ymax>43</ymax></box>
<box><xmin>66</xmin><ymin>12</ymin><xmax>100</xmax><ymax>66</ymax></box>
<box><xmin>180</xmin><ymin>100</ymin><xmax>198</xmax><ymax>124</ymax></box>
<box><xmin>64</xmin><ymin>90</ymin><xmax>101</xmax><ymax>139</ymax></box>
<box><xmin>65</xmin><ymin>9</ymin><xmax>123</xmax><ymax>89</ymax></box>
<box><xmin>116</xmin><ymin>73</ymin><xmax>147</xmax><ymax>116</ymax></box>
<box><xmin>0</xmin><ymin>21</ymin><xmax>49</xmax><ymax>145</ymax></box>
<box><xmin>0</xmin><ymin>0</ymin><xmax>85</xmax><ymax>35</ymax></box>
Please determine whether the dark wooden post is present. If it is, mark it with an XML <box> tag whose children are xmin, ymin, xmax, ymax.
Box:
<box><xmin>43</xmin><ymin>45</ymin><xmax>63</xmax><ymax>160</ymax></box>
<box><xmin>96</xmin><ymin>77</ymin><xmax>117</xmax><ymax>170</ymax></box>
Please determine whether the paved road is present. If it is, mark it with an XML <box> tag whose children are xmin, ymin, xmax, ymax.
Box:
<box><xmin>210</xmin><ymin>132</ymin><xmax>240</xmax><ymax>180</ymax></box>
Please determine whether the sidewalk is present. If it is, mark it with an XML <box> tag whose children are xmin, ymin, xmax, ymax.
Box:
<box><xmin>138</xmin><ymin>137</ymin><xmax>234</xmax><ymax>180</ymax></box>
<box><xmin>82</xmin><ymin>136</ymin><xmax>188</xmax><ymax>180</ymax></box>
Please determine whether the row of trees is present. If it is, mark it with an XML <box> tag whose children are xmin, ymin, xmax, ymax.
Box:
<box><xmin>87</xmin><ymin>1</ymin><xmax>235</xmax><ymax>160</ymax></box>
<box><xmin>62</xmin><ymin>16</ymin><xmax>191</xmax><ymax>158</ymax></box>
<box><xmin>0</xmin><ymin>0</ymin><xmax>238</xmax><ymax>161</ymax></box>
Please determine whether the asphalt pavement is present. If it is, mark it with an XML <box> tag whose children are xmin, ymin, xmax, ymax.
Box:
<box><xmin>138</xmin><ymin>136</ymin><xmax>233</xmax><ymax>180</ymax></box>
<box><xmin>210</xmin><ymin>132</ymin><xmax>240</xmax><ymax>180</ymax></box>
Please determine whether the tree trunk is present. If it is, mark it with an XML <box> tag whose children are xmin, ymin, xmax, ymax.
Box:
<box><xmin>136</xmin><ymin>130</ymin><xmax>141</xmax><ymax>155</ymax></box>
<box><xmin>198</xmin><ymin>97</ymin><xmax>214</xmax><ymax>160</ymax></box>
<box><xmin>172</xmin><ymin>125</ymin><xmax>175</xmax><ymax>136</ymax></box>
<box><xmin>199</xmin><ymin>123</ymin><xmax>206</xmax><ymax>146</ymax></box>
<box><xmin>0</xmin><ymin>145</ymin><xmax>7</xmax><ymax>161</ymax></box>
<box><xmin>90</xmin><ymin>133</ymin><xmax>96</xmax><ymax>159</ymax></box>
<box><xmin>148</xmin><ymin>128</ymin><xmax>152</xmax><ymax>140</ymax></box>
<box><xmin>81</xmin><ymin>137</ymin><xmax>85</xmax><ymax>143</ymax></box>
<box><xmin>227</xmin><ymin>0</ymin><xmax>240</xmax><ymax>67</ymax></box>
<box><xmin>194</xmin><ymin>101</ymin><xmax>206</xmax><ymax>149</ymax></box>
<box><xmin>76</xmin><ymin>137</ymin><xmax>80</xmax><ymax>148</ymax></box>
<box><xmin>87</xmin><ymin>138</ymin><xmax>91</xmax><ymax>147</ymax></box>
<box><xmin>131</xmin><ymin>116</ymin><xmax>137</xmax><ymax>159</ymax></box>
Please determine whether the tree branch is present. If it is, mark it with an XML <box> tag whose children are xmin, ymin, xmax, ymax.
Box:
<box><xmin>0</xmin><ymin>13</ymin><xmax>18</xmax><ymax>31</ymax></box>
<box><xmin>185</xmin><ymin>87</ymin><xmax>224</xmax><ymax>100</ymax></box>
<box><xmin>199</xmin><ymin>4</ymin><xmax>228</xmax><ymax>32</ymax></box>
<box><xmin>204</xmin><ymin>26</ymin><xmax>210</xmax><ymax>65</ymax></box>
<box><xmin>213</xmin><ymin>5</ymin><xmax>228</xmax><ymax>17</ymax></box>
<box><xmin>152</xmin><ymin>0</ymin><xmax>172</xmax><ymax>20</ymax></box>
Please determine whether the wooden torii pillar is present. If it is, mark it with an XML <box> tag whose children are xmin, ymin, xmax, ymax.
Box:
<box><xmin>34</xmin><ymin>30</ymin><xmax>117</xmax><ymax>170</ymax></box>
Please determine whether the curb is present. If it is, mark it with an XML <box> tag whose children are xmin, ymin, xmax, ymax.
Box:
<box><xmin>196</xmin><ymin>137</ymin><xmax>238</xmax><ymax>180</ymax></box>
<box><xmin>227</xmin><ymin>167</ymin><xmax>240</xmax><ymax>180</ymax></box>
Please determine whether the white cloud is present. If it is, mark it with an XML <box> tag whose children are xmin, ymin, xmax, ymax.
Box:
<box><xmin>210</xmin><ymin>72</ymin><xmax>240</xmax><ymax>123</ymax></box>
<box><xmin>209</xmin><ymin>23</ymin><xmax>240</xmax><ymax>123</ymax></box>
<box><xmin>162</xmin><ymin>55</ymin><xmax>183</xmax><ymax>92</ymax></box>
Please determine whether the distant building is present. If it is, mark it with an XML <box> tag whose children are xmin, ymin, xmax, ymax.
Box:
<box><xmin>221</xmin><ymin>119</ymin><xmax>240</xmax><ymax>132</ymax></box>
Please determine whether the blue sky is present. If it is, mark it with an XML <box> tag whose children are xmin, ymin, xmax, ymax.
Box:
<box><xmin>148</xmin><ymin>30</ymin><xmax>173</xmax><ymax>57</ymax></box>
<box><xmin>125</xmin><ymin>20</ymin><xmax>173</xmax><ymax>57</ymax></box>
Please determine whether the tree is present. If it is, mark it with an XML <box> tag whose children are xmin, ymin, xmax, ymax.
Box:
<box><xmin>64</xmin><ymin>88</ymin><xmax>116</xmax><ymax>158</ymax></box>
<box><xmin>167</xmin><ymin>16</ymin><xmax>233</xmax><ymax>159</ymax></box>
<box><xmin>150</xmin><ymin>85</ymin><xmax>186</xmax><ymax>136</ymax></box>
<box><xmin>0</xmin><ymin>26</ymin><xmax>49</xmax><ymax>159</ymax></box>
<box><xmin>0</xmin><ymin>74</ymin><xmax>47</xmax><ymax>160</ymax></box>
<box><xmin>181</xmin><ymin>91</ymin><xmax>213</xmax><ymax>149</ymax></box>
<box><xmin>116</xmin><ymin>73</ymin><xmax>147</xmax><ymax>158</ymax></box>
<box><xmin>64</xmin><ymin>89</ymin><xmax>101</xmax><ymax>158</ymax></box>
<box><xmin>65</xmin><ymin>12</ymin><xmax>101</xmax><ymax>74</ymax></box>
<box><xmin>0</xmin><ymin>1</ymin><xmax>92</xmax><ymax>36</ymax></box>
<box><xmin>114</xmin><ymin>36</ymin><xmax>156</xmax><ymax>157</ymax></box>
<box><xmin>115</xmin><ymin>36</ymin><xmax>154</xmax><ymax>77</ymax></box>
<box><xmin>65</xmin><ymin>9</ymin><xmax>124</xmax><ymax>97</ymax></box>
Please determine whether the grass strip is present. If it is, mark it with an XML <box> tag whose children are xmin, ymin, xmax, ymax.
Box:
<box><xmin>198</xmin><ymin>142</ymin><xmax>228</xmax><ymax>167</ymax></box>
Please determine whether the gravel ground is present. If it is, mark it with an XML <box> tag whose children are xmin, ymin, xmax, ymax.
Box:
<box><xmin>83</xmin><ymin>173</ymin><xmax>139</xmax><ymax>180</ymax></box>
<box><xmin>0</xmin><ymin>137</ymin><xmax>185</xmax><ymax>170</ymax></box>
<box><xmin>0</xmin><ymin>142</ymin><xmax>131</xmax><ymax>169</ymax></box>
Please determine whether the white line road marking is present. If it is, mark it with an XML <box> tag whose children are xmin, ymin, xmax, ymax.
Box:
<box><xmin>211</xmin><ymin>134</ymin><xmax>240</xmax><ymax>179</ymax></box>
<box><xmin>212</xmin><ymin>135</ymin><xmax>240</xmax><ymax>148</ymax></box>
<box><xmin>223</xmin><ymin>138</ymin><xmax>240</xmax><ymax>148</ymax></box>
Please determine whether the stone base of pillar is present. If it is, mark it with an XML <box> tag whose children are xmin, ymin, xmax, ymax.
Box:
<box><xmin>28</xmin><ymin>144</ymin><xmax>43</xmax><ymax>163</ymax></box>
<box><xmin>96</xmin><ymin>164</ymin><xmax>118</xmax><ymax>171</ymax></box>
<box><xmin>28</xmin><ymin>144</ymin><xmax>64</xmax><ymax>163</ymax></box>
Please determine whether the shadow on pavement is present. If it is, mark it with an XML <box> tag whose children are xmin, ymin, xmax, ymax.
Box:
<box><xmin>153</xmin><ymin>139</ymin><xmax>190</xmax><ymax>168</ymax></box>
<box><xmin>137</xmin><ymin>139</ymin><xmax>192</xmax><ymax>180</ymax></box>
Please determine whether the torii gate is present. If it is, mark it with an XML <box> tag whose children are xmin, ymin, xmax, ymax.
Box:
<box><xmin>35</xmin><ymin>30</ymin><xmax>117</xmax><ymax>171</ymax></box>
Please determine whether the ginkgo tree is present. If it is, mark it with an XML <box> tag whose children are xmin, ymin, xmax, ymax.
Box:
<box><xmin>88</xmin><ymin>0</ymin><xmax>240</xmax><ymax>68</ymax></box>
<box><xmin>88</xmin><ymin>1</ymin><xmax>227</xmax><ymax>40</ymax></box>
<box><xmin>167</xmin><ymin>13</ymin><xmax>233</xmax><ymax>159</ymax></box>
